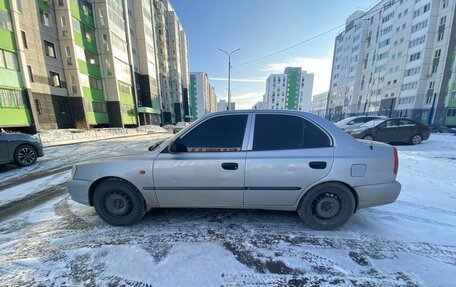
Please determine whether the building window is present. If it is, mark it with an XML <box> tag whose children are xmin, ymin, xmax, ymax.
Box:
<box><xmin>0</xmin><ymin>89</ymin><xmax>25</xmax><ymax>108</ymax></box>
<box><xmin>89</xmin><ymin>76</ymin><xmax>102</xmax><ymax>90</ymax></box>
<box><xmin>92</xmin><ymin>101</ymin><xmax>106</xmax><ymax>113</ymax></box>
<box><xmin>49</xmin><ymin>71</ymin><xmax>61</xmax><ymax>87</ymax></box>
<box><xmin>27</xmin><ymin>65</ymin><xmax>34</xmax><ymax>82</ymax></box>
<box><xmin>44</xmin><ymin>41</ymin><xmax>56</xmax><ymax>58</ymax></box>
<box><xmin>85</xmin><ymin>51</ymin><xmax>98</xmax><ymax>65</ymax></box>
<box><xmin>39</xmin><ymin>10</ymin><xmax>50</xmax><ymax>27</ymax></box>
<box><xmin>1</xmin><ymin>50</ymin><xmax>19</xmax><ymax>70</ymax></box>
<box><xmin>0</xmin><ymin>10</ymin><xmax>12</xmax><ymax>31</ymax></box>
<box><xmin>21</xmin><ymin>31</ymin><xmax>28</xmax><ymax>49</ymax></box>
<box><xmin>437</xmin><ymin>31</ymin><xmax>444</xmax><ymax>42</ymax></box>
<box><xmin>35</xmin><ymin>99</ymin><xmax>42</xmax><ymax>114</ymax></box>
<box><xmin>65</xmin><ymin>46</ymin><xmax>72</xmax><ymax>65</ymax></box>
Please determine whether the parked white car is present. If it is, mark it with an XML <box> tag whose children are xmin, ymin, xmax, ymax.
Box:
<box><xmin>336</xmin><ymin>116</ymin><xmax>387</xmax><ymax>130</ymax></box>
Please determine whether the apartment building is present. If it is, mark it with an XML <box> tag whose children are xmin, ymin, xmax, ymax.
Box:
<box><xmin>328</xmin><ymin>0</ymin><xmax>456</xmax><ymax>126</ymax></box>
<box><xmin>189</xmin><ymin>72</ymin><xmax>217</xmax><ymax>119</ymax></box>
<box><xmin>218</xmin><ymin>99</ymin><xmax>236</xmax><ymax>111</ymax></box>
<box><xmin>0</xmin><ymin>0</ymin><xmax>190</xmax><ymax>131</ymax></box>
<box><xmin>311</xmin><ymin>91</ymin><xmax>328</xmax><ymax>117</ymax></box>
<box><xmin>264</xmin><ymin>67</ymin><xmax>314</xmax><ymax>112</ymax></box>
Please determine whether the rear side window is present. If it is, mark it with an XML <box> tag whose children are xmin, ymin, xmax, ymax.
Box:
<box><xmin>179</xmin><ymin>115</ymin><xmax>248</xmax><ymax>152</ymax></box>
<box><xmin>252</xmin><ymin>114</ymin><xmax>331</xmax><ymax>151</ymax></box>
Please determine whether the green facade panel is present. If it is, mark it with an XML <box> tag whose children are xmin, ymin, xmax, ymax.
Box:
<box><xmin>0</xmin><ymin>107</ymin><xmax>31</xmax><ymax>127</ymax></box>
<box><xmin>120</xmin><ymin>92</ymin><xmax>135</xmax><ymax>105</ymax></box>
<box><xmin>444</xmin><ymin>117</ymin><xmax>456</xmax><ymax>126</ymax></box>
<box><xmin>122</xmin><ymin>112</ymin><xmax>137</xmax><ymax>125</ymax></box>
<box><xmin>77</xmin><ymin>59</ymin><xmax>102</xmax><ymax>78</ymax></box>
<box><xmin>0</xmin><ymin>0</ymin><xmax>9</xmax><ymax>11</ymax></box>
<box><xmin>82</xmin><ymin>86</ymin><xmax>105</xmax><ymax>101</ymax></box>
<box><xmin>0</xmin><ymin>69</ymin><xmax>22</xmax><ymax>89</ymax></box>
<box><xmin>287</xmin><ymin>71</ymin><xmax>298</xmax><ymax>110</ymax></box>
<box><xmin>38</xmin><ymin>0</ymin><xmax>50</xmax><ymax>12</ymax></box>
<box><xmin>0</xmin><ymin>29</ymin><xmax>16</xmax><ymax>51</ymax></box>
<box><xmin>448</xmin><ymin>99</ymin><xmax>456</xmax><ymax>108</ymax></box>
<box><xmin>86</xmin><ymin>111</ymin><xmax>108</xmax><ymax>125</ymax></box>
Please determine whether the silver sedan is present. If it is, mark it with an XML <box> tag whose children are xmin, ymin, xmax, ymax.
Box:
<box><xmin>67</xmin><ymin>110</ymin><xmax>401</xmax><ymax>230</ymax></box>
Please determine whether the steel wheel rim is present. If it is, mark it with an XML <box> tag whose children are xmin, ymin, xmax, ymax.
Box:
<box><xmin>412</xmin><ymin>135</ymin><xmax>421</xmax><ymax>144</ymax></box>
<box><xmin>312</xmin><ymin>193</ymin><xmax>341</xmax><ymax>219</ymax></box>
<box><xmin>105</xmin><ymin>190</ymin><xmax>133</xmax><ymax>216</ymax></box>
<box><xmin>18</xmin><ymin>147</ymin><xmax>36</xmax><ymax>164</ymax></box>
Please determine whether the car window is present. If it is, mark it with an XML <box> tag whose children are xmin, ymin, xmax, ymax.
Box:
<box><xmin>353</xmin><ymin>117</ymin><xmax>365</xmax><ymax>123</ymax></box>
<box><xmin>252</xmin><ymin>114</ymin><xmax>331</xmax><ymax>151</ymax></box>
<box><xmin>178</xmin><ymin>115</ymin><xmax>248</xmax><ymax>152</ymax></box>
<box><xmin>399</xmin><ymin>119</ymin><xmax>416</xmax><ymax>127</ymax></box>
<box><xmin>385</xmin><ymin>120</ymin><xmax>399</xmax><ymax>127</ymax></box>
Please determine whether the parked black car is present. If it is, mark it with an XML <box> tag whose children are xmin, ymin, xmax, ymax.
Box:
<box><xmin>0</xmin><ymin>133</ymin><xmax>44</xmax><ymax>166</ymax></box>
<box><xmin>347</xmin><ymin>118</ymin><xmax>431</xmax><ymax>144</ymax></box>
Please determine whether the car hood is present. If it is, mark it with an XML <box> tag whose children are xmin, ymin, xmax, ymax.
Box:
<box><xmin>77</xmin><ymin>150</ymin><xmax>160</xmax><ymax>166</ymax></box>
<box><xmin>0</xmin><ymin>133</ymin><xmax>39</xmax><ymax>142</ymax></box>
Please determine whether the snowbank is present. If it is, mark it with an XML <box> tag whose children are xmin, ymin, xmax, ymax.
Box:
<box><xmin>38</xmin><ymin>125</ymin><xmax>168</xmax><ymax>146</ymax></box>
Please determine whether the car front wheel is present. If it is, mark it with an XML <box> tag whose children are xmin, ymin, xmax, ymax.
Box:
<box><xmin>93</xmin><ymin>178</ymin><xmax>147</xmax><ymax>226</ymax></box>
<box><xmin>297</xmin><ymin>182</ymin><xmax>355</xmax><ymax>230</ymax></box>
<box><xmin>14</xmin><ymin>144</ymin><xmax>38</xmax><ymax>167</ymax></box>
<box><xmin>410</xmin><ymin>134</ymin><xmax>422</xmax><ymax>145</ymax></box>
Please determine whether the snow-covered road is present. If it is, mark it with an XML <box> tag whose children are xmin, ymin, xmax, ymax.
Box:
<box><xmin>0</xmin><ymin>134</ymin><xmax>455</xmax><ymax>286</ymax></box>
<box><xmin>0</xmin><ymin>133</ymin><xmax>171</xmax><ymax>189</ymax></box>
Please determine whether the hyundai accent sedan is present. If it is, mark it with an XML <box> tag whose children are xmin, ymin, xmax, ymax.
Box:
<box><xmin>67</xmin><ymin>110</ymin><xmax>401</xmax><ymax>230</ymax></box>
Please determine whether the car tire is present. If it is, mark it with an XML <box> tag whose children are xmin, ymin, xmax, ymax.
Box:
<box><xmin>410</xmin><ymin>134</ymin><xmax>422</xmax><ymax>145</ymax></box>
<box><xmin>362</xmin><ymin>135</ymin><xmax>373</xmax><ymax>141</ymax></box>
<box><xmin>14</xmin><ymin>144</ymin><xmax>38</xmax><ymax>167</ymax></box>
<box><xmin>297</xmin><ymin>182</ymin><xmax>355</xmax><ymax>230</ymax></box>
<box><xmin>93</xmin><ymin>178</ymin><xmax>147</xmax><ymax>226</ymax></box>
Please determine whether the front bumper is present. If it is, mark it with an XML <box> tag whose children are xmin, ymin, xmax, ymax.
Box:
<box><xmin>67</xmin><ymin>179</ymin><xmax>92</xmax><ymax>206</ymax></box>
<box><xmin>355</xmin><ymin>181</ymin><xmax>401</xmax><ymax>209</ymax></box>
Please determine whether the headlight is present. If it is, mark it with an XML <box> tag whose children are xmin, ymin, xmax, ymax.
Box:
<box><xmin>71</xmin><ymin>165</ymin><xmax>78</xmax><ymax>179</ymax></box>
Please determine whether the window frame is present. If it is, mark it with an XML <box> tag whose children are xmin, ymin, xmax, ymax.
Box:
<box><xmin>248</xmin><ymin>113</ymin><xmax>333</xmax><ymax>151</ymax></box>
<box><xmin>168</xmin><ymin>113</ymin><xmax>252</xmax><ymax>153</ymax></box>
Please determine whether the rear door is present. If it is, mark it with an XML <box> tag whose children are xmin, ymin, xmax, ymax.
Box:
<box><xmin>397</xmin><ymin>119</ymin><xmax>418</xmax><ymax>142</ymax></box>
<box><xmin>244</xmin><ymin>113</ymin><xmax>334</xmax><ymax>206</ymax></box>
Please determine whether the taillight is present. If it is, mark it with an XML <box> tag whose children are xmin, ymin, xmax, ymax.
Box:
<box><xmin>393</xmin><ymin>147</ymin><xmax>399</xmax><ymax>175</ymax></box>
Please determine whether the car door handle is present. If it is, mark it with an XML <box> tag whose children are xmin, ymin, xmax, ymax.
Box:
<box><xmin>309</xmin><ymin>161</ymin><xmax>327</xmax><ymax>169</ymax></box>
<box><xmin>221</xmin><ymin>162</ymin><xmax>239</xmax><ymax>170</ymax></box>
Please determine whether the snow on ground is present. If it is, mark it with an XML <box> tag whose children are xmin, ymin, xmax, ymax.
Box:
<box><xmin>0</xmin><ymin>133</ymin><xmax>171</xmax><ymax>185</ymax></box>
<box><xmin>0</xmin><ymin>171</ymin><xmax>70</xmax><ymax>207</ymax></box>
<box><xmin>0</xmin><ymin>134</ymin><xmax>455</xmax><ymax>286</ymax></box>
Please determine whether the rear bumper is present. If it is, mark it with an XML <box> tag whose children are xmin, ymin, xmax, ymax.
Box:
<box><xmin>67</xmin><ymin>179</ymin><xmax>92</xmax><ymax>206</ymax></box>
<box><xmin>355</xmin><ymin>181</ymin><xmax>401</xmax><ymax>209</ymax></box>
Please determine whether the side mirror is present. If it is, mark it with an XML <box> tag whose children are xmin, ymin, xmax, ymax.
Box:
<box><xmin>168</xmin><ymin>139</ymin><xmax>186</xmax><ymax>153</ymax></box>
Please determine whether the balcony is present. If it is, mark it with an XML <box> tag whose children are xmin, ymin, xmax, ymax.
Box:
<box><xmin>86</xmin><ymin>112</ymin><xmax>108</xmax><ymax>125</ymax></box>
<box><xmin>82</xmin><ymin>86</ymin><xmax>105</xmax><ymax>101</ymax></box>
<box><xmin>78</xmin><ymin>59</ymin><xmax>102</xmax><ymax>78</ymax></box>
<box><xmin>0</xmin><ymin>29</ymin><xmax>16</xmax><ymax>51</ymax></box>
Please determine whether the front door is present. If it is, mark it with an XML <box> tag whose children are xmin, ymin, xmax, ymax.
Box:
<box><xmin>244</xmin><ymin>114</ymin><xmax>334</xmax><ymax>206</ymax></box>
<box><xmin>153</xmin><ymin>114</ymin><xmax>251</xmax><ymax>207</ymax></box>
<box><xmin>375</xmin><ymin>119</ymin><xmax>399</xmax><ymax>142</ymax></box>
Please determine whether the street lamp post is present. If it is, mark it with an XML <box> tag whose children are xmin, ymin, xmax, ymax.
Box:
<box><xmin>218</xmin><ymin>48</ymin><xmax>240</xmax><ymax>110</ymax></box>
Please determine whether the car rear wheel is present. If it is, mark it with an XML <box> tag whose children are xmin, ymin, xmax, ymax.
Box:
<box><xmin>410</xmin><ymin>134</ymin><xmax>422</xmax><ymax>145</ymax></box>
<box><xmin>297</xmin><ymin>182</ymin><xmax>355</xmax><ymax>230</ymax></box>
<box><xmin>14</xmin><ymin>144</ymin><xmax>38</xmax><ymax>167</ymax></box>
<box><xmin>362</xmin><ymin>135</ymin><xmax>373</xmax><ymax>141</ymax></box>
<box><xmin>93</xmin><ymin>178</ymin><xmax>147</xmax><ymax>226</ymax></box>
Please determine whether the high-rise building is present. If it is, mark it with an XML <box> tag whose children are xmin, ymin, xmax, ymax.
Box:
<box><xmin>264</xmin><ymin>67</ymin><xmax>314</xmax><ymax>111</ymax></box>
<box><xmin>311</xmin><ymin>91</ymin><xmax>329</xmax><ymax>117</ymax></box>
<box><xmin>328</xmin><ymin>0</ymin><xmax>456</xmax><ymax>126</ymax></box>
<box><xmin>189</xmin><ymin>72</ymin><xmax>217</xmax><ymax>118</ymax></box>
<box><xmin>0</xmin><ymin>0</ymin><xmax>190</xmax><ymax>131</ymax></box>
<box><xmin>152</xmin><ymin>0</ymin><xmax>189</xmax><ymax>124</ymax></box>
<box><xmin>217</xmin><ymin>99</ymin><xmax>235</xmax><ymax>111</ymax></box>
